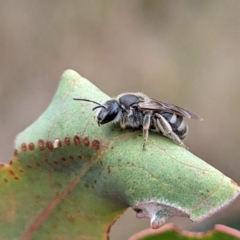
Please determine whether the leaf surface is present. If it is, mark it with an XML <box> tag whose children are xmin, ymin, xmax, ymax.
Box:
<box><xmin>0</xmin><ymin>70</ymin><xmax>239</xmax><ymax>239</ymax></box>
<box><xmin>129</xmin><ymin>223</ymin><xmax>240</xmax><ymax>240</ymax></box>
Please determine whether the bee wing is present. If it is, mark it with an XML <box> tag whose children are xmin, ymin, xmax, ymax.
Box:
<box><xmin>139</xmin><ymin>98</ymin><xmax>203</xmax><ymax>120</ymax></box>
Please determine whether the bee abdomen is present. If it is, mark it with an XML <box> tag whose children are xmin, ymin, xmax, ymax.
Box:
<box><xmin>161</xmin><ymin>112</ymin><xmax>188</xmax><ymax>140</ymax></box>
<box><xmin>176</xmin><ymin>123</ymin><xmax>188</xmax><ymax>140</ymax></box>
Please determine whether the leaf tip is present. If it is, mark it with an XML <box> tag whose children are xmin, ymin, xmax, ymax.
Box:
<box><xmin>61</xmin><ymin>69</ymin><xmax>82</xmax><ymax>80</ymax></box>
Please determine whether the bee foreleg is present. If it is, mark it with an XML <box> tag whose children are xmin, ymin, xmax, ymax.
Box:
<box><xmin>154</xmin><ymin>113</ymin><xmax>188</xmax><ymax>149</ymax></box>
<box><xmin>142</xmin><ymin>112</ymin><xmax>151</xmax><ymax>150</ymax></box>
<box><xmin>120</xmin><ymin>113</ymin><xmax>127</xmax><ymax>129</ymax></box>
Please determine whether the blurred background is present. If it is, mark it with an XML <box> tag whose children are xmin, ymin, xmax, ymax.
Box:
<box><xmin>1</xmin><ymin>1</ymin><xmax>240</xmax><ymax>239</ymax></box>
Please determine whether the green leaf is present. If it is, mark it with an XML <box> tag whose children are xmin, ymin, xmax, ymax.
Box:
<box><xmin>0</xmin><ymin>70</ymin><xmax>239</xmax><ymax>239</ymax></box>
<box><xmin>129</xmin><ymin>223</ymin><xmax>240</xmax><ymax>240</ymax></box>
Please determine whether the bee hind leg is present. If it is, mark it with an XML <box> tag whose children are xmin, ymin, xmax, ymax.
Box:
<box><xmin>154</xmin><ymin>113</ymin><xmax>188</xmax><ymax>149</ymax></box>
<box><xmin>142</xmin><ymin>112</ymin><xmax>151</xmax><ymax>150</ymax></box>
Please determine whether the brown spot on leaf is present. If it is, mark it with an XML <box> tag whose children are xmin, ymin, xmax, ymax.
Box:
<box><xmin>85</xmin><ymin>184</ymin><xmax>89</xmax><ymax>188</ymax></box>
<box><xmin>78</xmin><ymin>155</ymin><xmax>82</xmax><ymax>159</ymax></box>
<box><xmin>9</xmin><ymin>170</ymin><xmax>15</xmax><ymax>176</ymax></box>
<box><xmin>4</xmin><ymin>178</ymin><xmax>8</xmax><ymax>183</ymax></box>
<box><xmin>66</xmin><ymin>214</ymin><xmax>75</xmax><ymax>222</ymax></box>
<box><xmin>69</xmin><ymin>156</ymin><xmax>74</xmax><ymax>160</ymax></box>
<box><xmin>92</xmin><ymin>140</ymin><xmax>100</xmax><ymax>150</ymax></box>
<box><xmin>38</xmin><ymin>139</ymin><xmax>45</xmax><ymax>150</ymax></box>
<box><xmin>107</xmin><ymin>166</ymin><xmax>111</xmax><ymax>173</ymax></box>
<box><xmin>44</xmin><ymin>159</ymin><xmax>49</xmax><ymax>163</ymax></box>
<box><xmin>19</xmin><ymin>169</ymin><xmax>24</xmax><ymax>173</ymax></box>
<box><xmin>27</xmin><ymin>165</ymin><xmax>32</xmax><ymax>168</ymax></box>
<box><xmin>206</xmin><ymin>189</ymin><xmax>210</xmax><ymax>193</ymax></box>
<box><xmin>21</xmin><ymin>142</ymin><xmax>27</xmax><ymax>151</ymax></box>
<box><xmin>54</xmin><ymin>161</ymin><xmax>58</xmax><ymax>165</ymax></box>
<box><xmin>46</xmin><ymin>141</ymin><xmax>53</xmax><ymax>151</ymax></box>
<box><xmin>83</xmin><ymin>137</ymin><xmax>89</xmax><ymax>147</ymax></box>
<box><xmin>52</xmin><ymin>224</ymin><xmax>57</xmax><ymax>229</ymax></box>
<box><xmin>28</xmin><ymin>142</ymin><xmax>35</xmax><ymax>151</ymax></box>
<box><xmin>61</xmin><ymin>158</ymin><xmax>66</xmax><ymax>161</ymax></box>
<box><xmin>14</xmin><ymin>177</ymin><xmax>19</xmax><ymax>180</ymax></box>
<box><xmin>35</xmin><ymin>162</ymin><xmax>40</xmax><ymax>167</ymax></box>
<box><xmin>64</xmin><ymin>137</ymin><xmax>70</xmax><ymax>146</ymax></box>
<box><xmin>100</xmin><ymin>161</ymin><xmax>103</xmax><ymax>166</ymax></box>
<box><xmin>9</xmin><ymin>160</ymin><xmax>13</xmax><ymax>165</ymax></box>
<box><xmin>14</xmin><ymin>149</ymin><xmax>18</xmax><ymax>157</ymax></box>
<box><xmin>73</xmin><ymin>135</ymin><xmax>80</xmax><ymax>145</ymax></box>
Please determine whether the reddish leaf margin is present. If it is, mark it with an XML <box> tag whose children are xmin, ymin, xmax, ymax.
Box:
<box><xmin>129</xmin><ymin>223</ymin><xmax>240</xmax><ymax>240</ymax></box>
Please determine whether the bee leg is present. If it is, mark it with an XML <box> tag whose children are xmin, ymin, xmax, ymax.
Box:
<box><xmin>120</xmin><ymin>114</ymin><xmax>127</xmax><ymax>129</ymax></box>
<box><xmin>154</xmin><ymin>113</ymin><xmax>188</xmax><ymax>149</ymax></box>
<box><xmin>142</xmin><ymin>112</ymin><xmax>151</xmax><ymax>150</ymax></box>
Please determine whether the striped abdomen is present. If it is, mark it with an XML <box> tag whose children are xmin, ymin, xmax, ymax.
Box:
<box><xmin>161</xmin><ymin>112</ymin><xmax>188</xmax><ymax>139</ymax></box>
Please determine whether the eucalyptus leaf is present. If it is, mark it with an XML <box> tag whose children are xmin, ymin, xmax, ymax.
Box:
<box><xmin>129</xmin><ymin>223</ymin><xmax>240</xmax><ymax>240</ymax></box>
<box><xmin>0</xmin><ymin>70</ymin><xmax>239</xmax><ymax>239</ymax></box>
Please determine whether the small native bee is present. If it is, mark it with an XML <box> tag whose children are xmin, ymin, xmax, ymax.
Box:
<box><xmin>73</xmin><ymin>93</ymin><xmax>202</xmax><ymax>149</ymax></box>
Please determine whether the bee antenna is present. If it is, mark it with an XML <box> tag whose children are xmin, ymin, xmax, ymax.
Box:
<box><xmin>73</xmin><ymin>98</ymin><xmax>106</xmax><ymax>110</ymax></box>
<box><xmin>92</xmin><ymin>105</ymin><xmax>106</xmax><ymax>111</ymax></box>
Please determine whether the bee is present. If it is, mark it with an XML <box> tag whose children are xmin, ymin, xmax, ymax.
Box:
<box><xmin>73</xmin><ymin>93</ymin><xmax>202</xmax><ymax>149</ymax></box>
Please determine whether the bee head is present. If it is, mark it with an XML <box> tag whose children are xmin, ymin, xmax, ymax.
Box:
<box><xmin>73</xmin><ymin>98</ymin><xmax>120</xmax><ymax>125</ymax></box>
<box><xmin>94</xmin><ymin>100</ymin><xmax>120</xmax><ymax>125</ymax></box>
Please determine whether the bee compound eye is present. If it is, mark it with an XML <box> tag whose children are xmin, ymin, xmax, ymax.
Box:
<box><xmin>100</xmin><ymin>101</ymin><xmax>120</xmax><ymax>124</ymax></box>
<box><xmin>96</xmin><ymin>109</ymin><xmax>105</xmax><ymax>123</ymax></box>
